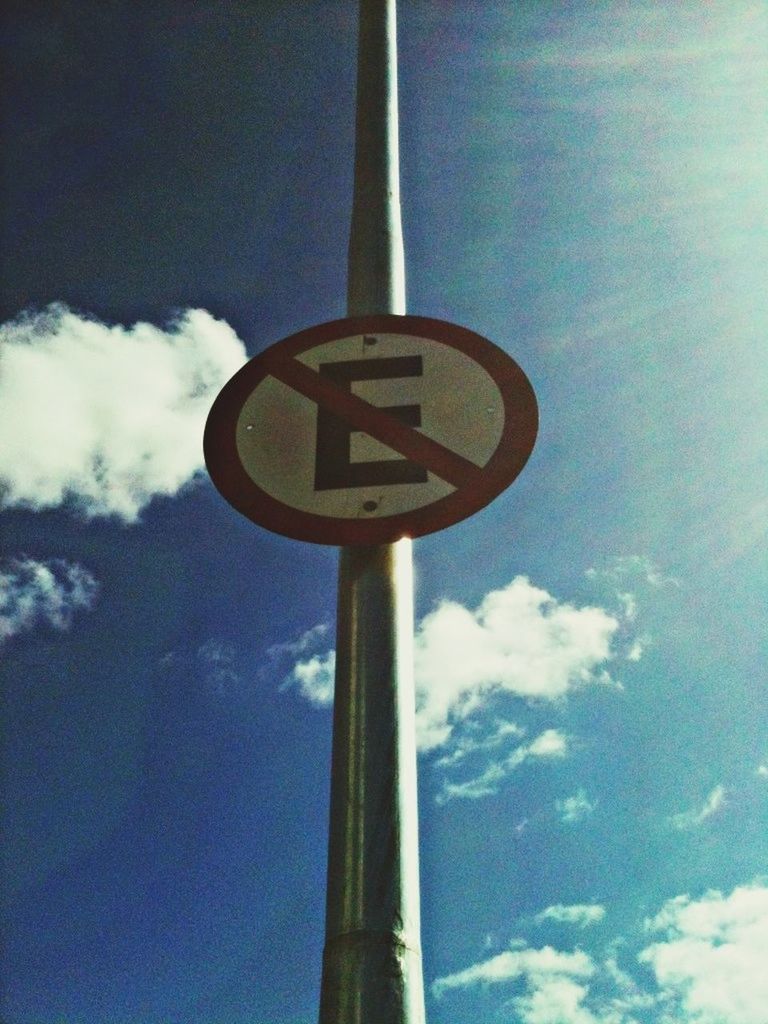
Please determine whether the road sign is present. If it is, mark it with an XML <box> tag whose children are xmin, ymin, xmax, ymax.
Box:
<box><xmin>204</xmin><ymin>314</ymin><xmax>538</xmax><ymax>545</ymax></box>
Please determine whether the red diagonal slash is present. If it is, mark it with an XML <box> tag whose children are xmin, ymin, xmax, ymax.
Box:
<box><xmin>262</xmin><ymin>349</ymin><xmax>486</xmax><ymax>490</ymax></box>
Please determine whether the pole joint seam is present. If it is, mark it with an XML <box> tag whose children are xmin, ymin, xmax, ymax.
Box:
<box><xmin>323</xmin><ymin>928</ymin><xmax>422</xmax><ymax>959</ymax></box>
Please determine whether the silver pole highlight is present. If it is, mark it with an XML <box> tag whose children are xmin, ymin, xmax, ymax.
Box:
<box><xmin>318</xmin><ymin>1</ymin><xmax>426</xmax><ymax>1021</ymax></box>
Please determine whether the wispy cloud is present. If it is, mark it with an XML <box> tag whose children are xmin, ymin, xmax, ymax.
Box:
<box><xmin>0</xmin><ymin>304</ymin><xmax>246</xmax><ymax>522</ymax></box>
<box><xmin>432</xmin><ymin>943</ymin><xmax>594</xmax><ymax>998</ymax></box>
<box><xmin>0</xmin><ymin>557</ymin><xmax>98</xmax><ymax>644</ymax></box>
<box><xmin>268</xmin><ymin>623</ymin><xmax>331</xmax><ymax>662</ymax></box>
<box><xmin>670</xmin><ymin>784</ymin><xmax>726</xmax><ymax>830</ymax></box>
<box><xmin>535</xmin><ymin>904</ymin><xmax>606</xmax><ymax>929</ymax></box>
<box><xmin>556</xmin><ymin>789</ymin><xmax>597</xmax><ymax>824</ymax></box>
<box><xmin>586</xmin><ymin>555</ymin><xmax>679</xmax><ymax>590</ymax></box>
<box><xmin>197</xmin><ymin>639</ymin><xmax>239</xmax><ymax>695</ymax></box>
<box><xmin>437</xmin><ymin>729</ymin><xmax>568</xmax><ymax>805</ymax></box>
<box><xmin>586</xmin><ymin>555</ymin><xmax>675</xmax><ymax>663</ymax></box>
<box><xmin>433</xmin><ymin>717</ymin><xmax>525</xmax><ymax>769</ymax></box>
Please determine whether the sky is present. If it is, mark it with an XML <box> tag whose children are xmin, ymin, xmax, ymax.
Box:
<box><xmin>1</xmin><ymin>2</ymin><xmax>767</xmax><ymax>1023</ymax></box>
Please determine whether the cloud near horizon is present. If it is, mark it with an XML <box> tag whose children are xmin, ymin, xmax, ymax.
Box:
<box><xmin>640</xmin><ymin>880</ymin><xmax>768</xmax><ymax>1024</ymax></box>
<box><xmin>0</xmin><ymin>557</ymin><xmax>98</xmax><ymax>644</ymax></box>
<box><xmin>432</xmin><ymin>878</ymin><xmax>768</xmax><ymax>1024</ymax></box>
<box><xmin>0</xmin><ymin>304</ymin><xmax>246</xmax><ymax>522</ymax></box>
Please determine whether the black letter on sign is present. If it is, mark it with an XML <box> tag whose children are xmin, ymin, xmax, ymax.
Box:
<box><xmin>314</xmin><ymin>355</ymin><xmax>428</xmax><ymax>491</ymax></box>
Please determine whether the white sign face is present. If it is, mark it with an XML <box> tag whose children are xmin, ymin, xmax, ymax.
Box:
<box><xmin>204</xmin><ymin>315</ymin><xmax>538</xmax><ymax>545</ymax></box>
<box><xmin>236</xmin><ymin>332</ymin><xmax>504</xmax><ymax>519</ymax></box>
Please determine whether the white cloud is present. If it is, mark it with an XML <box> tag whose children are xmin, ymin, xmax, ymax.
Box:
<box><xmin>0</xmin><ymin>557</ymin><xmax>98</xmax><ymax>643</ymax></box>
<box><xmin>511</xmin><ymin>976</ymin><xmax>611</xmax><ymax>1024</ymax></box>
<box><xmin>757</xmin><ymin>764</ymin><xmax>768</xmax><ymax>778</ymax></box>
<box><xmin>432</xmin><ymin>880</ymin><xmax>768</xmax><ymax>1024</ymax></box>
<box><xmin>535</xmin><ymin>904</ymin><xmax>606</xmax><ymax>929</ymax></box>
<box><xmin>274</xmin><ymin>623</ymin><xmax>336</xmax><ymax>707</ymax></box>
<box><xmin>433</xmin><ymin>939</ymin><xmax>646</xmax><ymax>1024</ymax></box>
<box><xmin>432</xmin><ymin>944</ymin><xmax>634</xmax><ymax>1024</ymax></box>
<box><xmin>640</xmin><ymin>880</ymin><xmax>768</xmax><ymax>1024</ymax></box>
<box><xmin>278</xmin><ymin>580</ymin><xmax>623</xmax><ymax>744</ymax></box>
<box><xmin>0</xmin><ymin>304</ymin><xmax>246</xmax><ymax>522</ymax></box>
<box><xmin>414</xmin><ymin>576</ymin><xmax>621</xmax><ymax>753</ymax></box>
<box><xmin>286</xmin><ymin>650</ymin><xmax>336</xmax><ymax>707</ymax></box>
<box><xmin>624</xmin><ymin>638</ymin><xmax>646</xmax><ymax>662</ymax></box>
<box><xmin>670</xmin><ymin>784</ymin><xmax>726</xmax><ymax>830</ymax></box>
<box><xmin>529</xmin><ymin>729</ymin><xmax>569</xmax><ymax>758</ymax></box>
<box><xmin>437</xmin><ymin>728</ymin><xmax>568</xmax><ymax>805</ymax></box>
<box><xmin>277</xmin><ymin>577</ymin><xmax>629</xmax><ymax>800</ymax></box>
<box><xmin>557</xmin><ymin>789</ymin><xmax>597</xmax><ymax>824</ymax></box>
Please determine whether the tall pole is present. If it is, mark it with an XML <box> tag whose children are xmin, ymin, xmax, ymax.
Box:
<box><xmin>318</xmin><ymin>1</ymin><xmax>426</xmax><ymax>1021</ymax></box>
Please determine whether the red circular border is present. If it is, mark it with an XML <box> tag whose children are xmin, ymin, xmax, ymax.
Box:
<box><xmin>203</xmin><ymin>315</ymin><xmax>538</xmax><ymax>545</ymax></box>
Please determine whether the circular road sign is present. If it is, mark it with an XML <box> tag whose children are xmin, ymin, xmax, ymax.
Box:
<box><xmin>204</xmin><ymin>315</ymin><xmax>538</xmax><ymax>545</ymax></box>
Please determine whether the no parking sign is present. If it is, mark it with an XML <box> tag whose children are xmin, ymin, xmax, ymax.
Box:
<box><xmin>204</xmin><ymin>315</ymin><xmax>538</xmax><ymax>545</ymax></box>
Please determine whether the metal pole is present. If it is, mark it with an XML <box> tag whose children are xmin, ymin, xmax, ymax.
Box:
<box><xmin>318</xmin><ymin>1</ymin><xmax>426</xmax><ymax>1022</ymax></box>
<box><xmin>346</xmin><ymin>0</ymin><xmax>405</xmax><ymax>319</ymax></box>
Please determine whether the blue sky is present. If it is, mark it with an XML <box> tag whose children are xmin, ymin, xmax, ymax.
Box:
<box><xmin>2</xmin><ymin>3</ymin><xmax>767</xmax><ymax>1023</ymax></box>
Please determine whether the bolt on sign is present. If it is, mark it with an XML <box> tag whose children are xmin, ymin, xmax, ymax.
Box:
<box><xmin>204</xmin><ymin>314</ymin><xmax>538</xmax><ymax>545</ymax></box>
